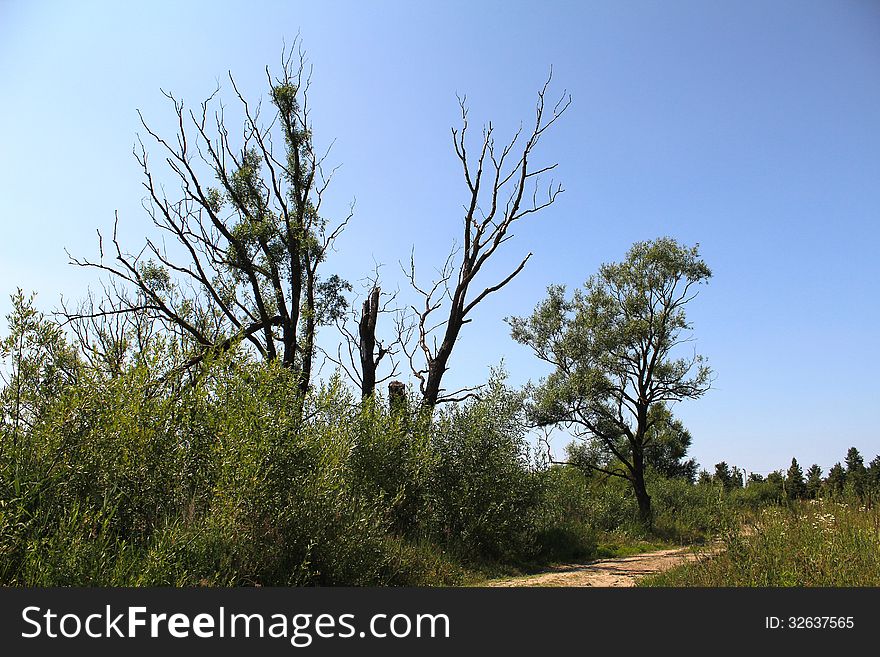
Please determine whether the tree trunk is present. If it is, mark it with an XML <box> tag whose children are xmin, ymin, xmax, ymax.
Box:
<box><xmin>634</xmin><ymin>475</ymin><xmax>652</xmax><ymax>528</ymax></box>
<box><xmin>422</xmin><ymin>304</ymin><xmax>463</xmax><ymax>406</ymax></box>
<box><xmin>423</xmin><ymin>347</ymin><xmax>452</xmax><ymax>406</ymax></box>
<box><xmin>358</xmin><ymin>286</ymin><xmax>380</xmax><ymax>398</ymax></box>
<box><xmin>299</xmin><ymin>265</ymin><xmax>317</xmax><ymax>397</ymax></box>
<box><xmin>632</xmin><ymin>442</ymin><xmax>652</xmax><ymax>528</ymax></box>
<box><xmin>388</xmin><ymin>380</ymin><xmax>407</xmax><ymax>415</ymax></box>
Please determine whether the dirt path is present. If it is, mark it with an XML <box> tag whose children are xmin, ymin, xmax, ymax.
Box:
<box><xmin>487</xmin><ymin>546</ymin><xmax>713</xmax><ymax>587</ymax></box>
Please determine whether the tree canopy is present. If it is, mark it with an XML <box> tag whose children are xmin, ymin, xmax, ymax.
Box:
<box><xmin>66</xmin><ymin>45</ymin><xmax>351</xmax><ymax>396</ymax></box>
<box><xmin>510</xmin><ymin>237</ymin><xmax>712</xmax><ymax>524</ymax></box>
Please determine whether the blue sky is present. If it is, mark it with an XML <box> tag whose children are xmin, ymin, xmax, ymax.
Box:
<box><xmin>1</xmin><ymin>0</ymin><xmax>878</xmax><ymax>474</ymax></box>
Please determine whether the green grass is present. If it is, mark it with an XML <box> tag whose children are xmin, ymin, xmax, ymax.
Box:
<box><xmin>593</xmin><ymin>537</ymin><xmax>672</xmax><ymax>559</ymax></box>
<box><xmin>467</xmin><ymin>531</ymin><xmax>677</xmax><ymax>584</ymax></box>
<box><xmin>640</xmin><ymin>500</ymin><xmax>880</xmax><ymax>586</ymax></box>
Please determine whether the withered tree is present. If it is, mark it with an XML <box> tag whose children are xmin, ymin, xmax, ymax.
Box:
<box><xmin>67</xmin><ymin>44</ymin><xmax>351</xmax><ymax>394</ymax></box>
<box><xmin>325</xmin><ymin>272</ymin><xmax>401</xmax><ymax>399</ymax></box>
<box><xmin>402</xmin><ymin>76</ymin><xmax>570</xmax><ymax>406</ymax></box>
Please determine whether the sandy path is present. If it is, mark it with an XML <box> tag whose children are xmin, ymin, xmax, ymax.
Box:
<box><xmin>486</xmin><ymin>546</ymin><xmax>713</xmax><ymax>587</ymax></box>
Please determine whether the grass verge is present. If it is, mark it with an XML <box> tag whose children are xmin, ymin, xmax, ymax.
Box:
<box><xmin>640</xmin><ymin>500</ymin><xmax>880</xmax><ymax>586</ymax></box>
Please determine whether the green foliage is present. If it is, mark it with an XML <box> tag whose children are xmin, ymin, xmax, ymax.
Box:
<box><xmin>825</xmin><ymin>463</ymin><xmax>846</xmax><ymax>497</ymax></box>
<box><xmin>805</xmin><ymin>464</ymin><xmax>823</xmax><ymax>499</ymax></box>
<box><xmin>643</xmin><ymin>406</ymin><xmax>698</xmax><ymax>482</ymax></box>
<box><xmin>0</xmin><ymin>290</ymin><xmax>80</xmax><ymax>442</ymax></box>
<box><xmin>509</xmin><ymin>237</ymin><xmax>712</xmax><ymax>523</ymax></box>
<box><xmin>649</xmin><ymin>473</ymin><xmax>734</xmax><ymax>542</ymax></box>
<box><xmin>713</xmin><ymin>462</ymin><xmax>743</xmax><ymax>491</ymax></box>
<box><xmin>740</xmin><ymin>475</ymin><xmax>785</xmax><ymax>507</ymax></box>
<box><xmin>844</xmin><ymin>446</ymin><xmax>867</xmax><ymax>499</ymax></box>
<box><xmin>0</xmin><ymin>321</ymin><xmax>579</xmax><ymax>584</ymax></box>
<box><xmin>531</xmin><ymin>466</ymin><xmax>599</xmax><ymax>561</ymax></box>
<box><xmin>786</xmin><ymin>458</ymin><xmax>807</xmax><ymax>500</ymax></box>
<box><xmin>429</xmin><ymin>376</ymin><xmax>542</xmax><ymax>561</ymax></box>
<box><xmin>5</xmin><ymin>290</ymin><xmax>877</xmax><ymax>587</ymax></box>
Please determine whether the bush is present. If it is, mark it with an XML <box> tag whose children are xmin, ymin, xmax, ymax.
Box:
<box><xmin>428</xmin><ymin>376</ymin><xmax>541</xmax><ymax>562</ymax></box>
<box><xmin>650</xmin><ymin>473</ymin><xmax>733</xmax><ymax>542</ymax></box>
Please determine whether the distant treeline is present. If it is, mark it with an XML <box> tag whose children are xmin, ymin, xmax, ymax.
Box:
<box><xmin>700</xmin><ymin>448</ymin><xmax>880</xmax><ymax>503</ymax></box>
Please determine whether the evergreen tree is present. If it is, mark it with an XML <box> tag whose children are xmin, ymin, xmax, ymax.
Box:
<box><xmin>868</xmin><ymin>456</ymin><xmax>880</xmax><ymax>491</ymax></box>
<box><xmin>642</xmin><ymin>406</ymin><xmax>699</xmax><ymax>482</ymax></box>
<box><xmin>825</xmin><ymin>462</ymin><xmax>846</xmax><ymax>497</ymax></box>
<box><xmin>730</xmin><ymin>466</ymin><xmax>744</xmax><ymax>489</ymax></box>
<box><xmin>714</xmin><ymin>462</ymin><xmax>733</xmax><ymax>490</ymax></box>
<box><xmin>845</xmin><ymin>446</ymin><xmax>867</xmax><ymax>499</ymax></box>
<box><xmin>805</xmin><ymin>464</ymin><xmax>823</xmax><ymax>499</ymax></box>
<box><xmin>785</xmin><ymin>458</ymin><xmax>807</xmax><ymax>500</ymax></box>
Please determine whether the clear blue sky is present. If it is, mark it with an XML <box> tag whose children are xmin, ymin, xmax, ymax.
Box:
<box><xmin>1</xmin><ymin>0</ymin><xmax>878</xmax><ymax>475</ymax></box>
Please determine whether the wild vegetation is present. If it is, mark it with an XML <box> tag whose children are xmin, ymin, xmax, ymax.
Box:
<box><xmin>1</xmin><ymin>291</ymin><xmax>877</xmax><ymax>585</ymax></box>
<box><xmin>642</xmin><ymin>500</ymin><xmax>880</xmax><ymax>587</ymax></box>
<box><xmin>2</xmin><ymin>47</ymin><xmax>877</xmax><ymax>587</ymax></box>
<box><xmin>640</xmin><ymin>447</ymin><xmax>880</xmax><ymax>587</ymax></box>
<box><xmin>0</xmin><ymin>291</ymin><xmax>727</xmax><ymax>585</ymax></box>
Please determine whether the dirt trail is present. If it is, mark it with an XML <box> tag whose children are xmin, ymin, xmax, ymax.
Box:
<box><xmin>487</xmin><ymin>546</ymin><xmax>714</xmax><ymax>587</ymax></box>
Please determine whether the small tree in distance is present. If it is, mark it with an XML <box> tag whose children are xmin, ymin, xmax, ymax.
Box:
<box><xmin>805</xmin><ymin>464</ymin><xmax>823</xmax><ymax>499</ymax></box>
<box><xmin>845</xmin><ymin>446</ymin><xmax>867</xmax><ymax>499</ymax></box>
<box><xmin>786</xmin><ymin>458</ymin><xmax>807</xmax><ymax>500</ymax></box>
<box><xmin>825</xmin><ymin>463</ymin><xmax>846</xmax><ymax>497</ymax></box>
<box><xmin>510</xmin><ymin>237</ymin><xmax>712</xmax><ymax>526</ymax></box>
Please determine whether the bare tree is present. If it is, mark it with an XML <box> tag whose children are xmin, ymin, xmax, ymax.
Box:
<box><xmin>66</xmin><ymin>41</ymin><xmax>351</xmax><ymax>395</ymax></box>
<box><xmin>324</xmin><ymin>269</ymin><xmax>401</xmax><ymax>399</ymax></box>
<box><xmin>61</xmin><ymin>284</ymin><xmax>156</xmax><ymax>377</ymax></box>
<box><xmin>402</xmin><ymin>74</ymin><xmax>570</xmax><ymax>406</ymax></box>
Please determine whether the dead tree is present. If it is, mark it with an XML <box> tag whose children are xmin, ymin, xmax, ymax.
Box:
<box><xmin>401</xmin><ymin>74</ymin><xmax>570</xmax><ymax>406</ymax></box>
<box><xmin>65</xmin><ymin>41</ymin><xmax>351</xmax><ymax>395</ymax></box>
<box><xmin>358</xmin><ymin>286</ymin><xmax>383</xmax><ymax>397</ymax></box>
<box><xmin>324</xmin><ymin>271</ymin><xmax>401</xmax><ymax>399</ymax></box>
<box><xmin>388</xmin><ymin>380</ymin><xmax>407</xmax><ymax>414</ymax></box>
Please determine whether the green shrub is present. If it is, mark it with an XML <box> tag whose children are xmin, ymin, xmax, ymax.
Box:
<box><xmin>650</xmin><ymin>473</ymin><xmax>733</xmax><ymax>542</ymax></box>
<box><xmin>428</xmin><ymin>376</ymin><xmax>541</xmax><ymax>562</ymax></box>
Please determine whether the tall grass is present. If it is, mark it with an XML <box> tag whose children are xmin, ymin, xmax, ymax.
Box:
<box><xmin>641</xmin><ymin>500</ymin><xmax>880</xmax><ymax>586</ymax></box>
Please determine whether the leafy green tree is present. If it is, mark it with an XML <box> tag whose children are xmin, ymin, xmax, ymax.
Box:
<box><xmin>785</xmin><ymin>458</ymin><xmax>807</xmax><ymax>500</ymax></box>
<box><xmin>566</xmin><ymin>404</ymin><xmax>698</xmax><ymax>482</ymax></box>
<box><xmin>642</xmin><ymin>405</ymin><xmax>698</xmax><ymax>482</ymax></box>
<box><xmin>731</xmin><ymin>466</ymin><xmax>744</xmax><ymax>489</ymax></box>
<box><xmin>714</xmin><ymin>462</ymin><xmax>733</xmax><ymax>490</ymax></box>
<box><xmin>747</xmin><ymin>472</ymin><xmax>765</xmax><ymax>485</ymax></box>
<box><xmin>712</xmin><ymin>462</ymin><xmax>743</xmax><ymax>491</ymax></box>
<box><xmin>510</xmin><ymin>237</ymin><xmax>712</xmax><ymax>525</ymax></box>
<box><xmin>845</xmin><ymin>447</ymin><xmax>865</xmax><ymax>475</ymax></box>
<box><xmin>1</xmin><ymin>290</ymin><xmax>79</xmax><ymax>449</ymax></box>
<box><xmin>761</xmin><ymin>470</ymin><xmax>785</xmax><ymax>501</ymax></box>
<box><xmin>805</xmin><ymin>464</ymin><xmax>823</xmax><ymax>499</ymax></box>
<box><xmin>867</xmin><ymin>456</ymin><xmax>880</xmax><ymax>497</ymax></box>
